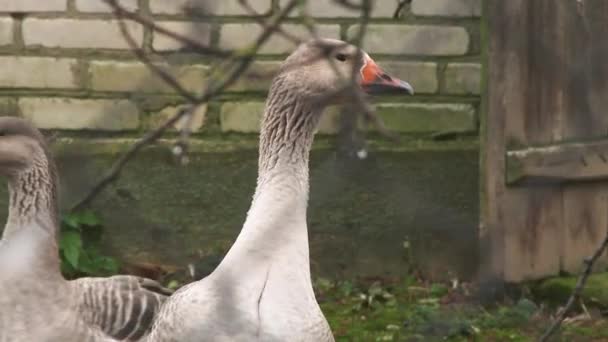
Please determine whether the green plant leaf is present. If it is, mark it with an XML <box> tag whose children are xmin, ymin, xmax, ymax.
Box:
<box><xmin>58</xmin><ymin>210</ymin><xmax>119</xmax><ymax>278</ymax></box>
<box><xmin>61</xmin><ymin>215</ymin><xmax>81</xmax><ymax>231</ymax></box>
<box><xmin>60</xmin><ymin>231</ymin><xmax>82</xmax><ymax>269</ymax></box>
<box><xmin>98</xmin><ymin>256</ymin><xmax>120</xmax><ymax>274</ymax></box>
<box><xmin>77</xmin><ymin>210</ymin><xmax>102</xmax><ymax>227</ymax></box>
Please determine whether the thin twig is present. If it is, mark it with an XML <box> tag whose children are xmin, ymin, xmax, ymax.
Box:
<box><xmin>71</xmin><ymin>0</ymin><xmax>302</xmax><ymax>210</ymax></box>
<box><xmin>539</xmin><ymin>227</ymin><xmax>608</xmax><ymax>342</ymax></box>
<box><xmin>101</xmin><ymin>0</ymin><xmax>229</xmax><ymax>57</ymax></box>
<box><xmin>332</xmin><ymin>0</ymin><xmax>365</xmax><ymax>11</ymax></box>
<box><xmin>237</xmin><ymin>0</ymin><xmax>303</xmax><ymax>45</ymax></box>
<box><xmin>111</xmin><ymin>9</ymin><xmax>198</xmax><ymax>102</ymax></box>
<box><xmin>71</xmin><ymin>107</ymin><xmax>193</xmax><ymax>211</ymax></box>
<box><xmin>393</xmin><ymin>0</ymin><xmax>412</xmax><ymax>19</ymax></box>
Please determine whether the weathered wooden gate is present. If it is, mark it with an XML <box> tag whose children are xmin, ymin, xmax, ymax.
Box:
<box><xmin>483</xmin><ymin>0</ymin><xmax>608</xmax><ymax>281</ymax></box>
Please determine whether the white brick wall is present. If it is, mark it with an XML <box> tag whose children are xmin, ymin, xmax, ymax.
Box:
<box><xmin>381</xmin><ymin>62</ymin><xmax>438</xmax><ymax>94</ymax></box>
<box><xmin>412</xmin><ymin>0</ymin><xmax>482</xmax><ymax>17</ymax></box>
<box><xmin>152</xmin><ymin>22</ymin><xmax>212</xmax><ymax>52</ymax></box>
<box><xmin>0</xmin><ymin>57</ymin><xmax>79</xmax><ymax>89</ymax></box>
<box><xmin>20</xmin><ymin>98</ymin><xmax>139</xmax><ymax>131</ymax></box>
<box><xmin>149</xmin><ymin>0</ymin><xmax>271</xmax><ymax>16</ymax></box>
<box><xmin>0</xmin><ymin>18</ymin><xmax>12</xmax><ymax>46</ymax></box>
<box><xmin>349</xmin><ymin>25</ymin><xmax>470</xmax><ymax>56</ymax></box>
<box><xmin>90</xmin><ymin>61</ymin><xmax>208</xmax><ymax>93</ymax></box>
<box><xmin>220</xmin><ymin>102</ymin><xmax>264</xmax><ymax>133</ymax></box>
<box><xmin>149</xmin><ymin>104</ymin><xmax>207</xmax><ymax>132</ymax></box>
<box><xmin>75</xmin><ymin>0</ymin><xmax>138</xmax><ymax>13</ymax></box>
<box><xmin>0</xmin><ymin>0</ymin><xmax>66</xmax><ymax>12</ymax></box>
<box><xmin>219</xmin><ymin>24</ymin><xmax>340</xmax><ymax>54</ymax></box>
<box><xmin>0</xmin><ymin>0</ymin><xmax>480</xmax><ymax>134</ymax></box>
<box><xmin>444</xmin><ymin>63</ymin><xmax>481</xmax><ymax>95</ymax></box>
<box><xmin>279</xmin><ymin>0</ymin><xmax>397</xmax><ymax>18</ymax></box>
<box><xmin>23</xmin><ymin>19</ymin><xmax>144</xmax><ymax>49</ymax></box>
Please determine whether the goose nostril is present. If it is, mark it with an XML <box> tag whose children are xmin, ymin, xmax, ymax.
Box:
<box><xmin>380</xmin><ymin>73</ymin><xmax>393</xmax><ymax>82</ymax></box>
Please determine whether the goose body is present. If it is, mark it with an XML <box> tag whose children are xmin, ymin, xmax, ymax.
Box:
<box><xmin>146</xmin><ymin>38</ymin><xmax>413</xmax><ymax>342</ymax></box>
<box><xmin>0</xmin><ymin>217</ymin><xmax>116</xmax><ymax>342</ymax></box>
<box><xmin>0</xmin><ymin>117</ymin><xmax>170</xmax><ymax>341</ymax></box>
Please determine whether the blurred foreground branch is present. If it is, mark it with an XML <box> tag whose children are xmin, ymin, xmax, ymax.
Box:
<box><xmin>539</xmin><ymin>227</ymin><xmax>608</xmax><ymax>342</ymax></box>
<box><xmin>71</xmin><ymin>0</ymin><xmax>402</xmax><ymax>210</ymax></box>
<box><xmin>71</xmin><ymin>0</ymin><xmax>301</xmax><ymax>210</ymax></box>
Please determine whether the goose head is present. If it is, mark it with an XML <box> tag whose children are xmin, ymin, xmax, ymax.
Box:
<box><xmin>277</xmin><ymin>38</ymin><xmax>414</xmax><ymax>104</ymax></box>
<box><xmin>0</xmin><ymin>117</ymin><xmax>48</xmax><ymax>178</ymax></box>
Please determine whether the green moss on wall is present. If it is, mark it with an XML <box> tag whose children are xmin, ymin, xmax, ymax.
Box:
<box><xmin>24</xmin><ymin>138</ymin><xmax>478</xmax><ymax>280</ymax></box>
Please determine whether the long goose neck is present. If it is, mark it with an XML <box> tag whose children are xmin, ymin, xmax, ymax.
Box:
<box><xmin>218</xmin><ymin>75</ymin><xmax>324</xmax><ymax>277</ymax></box>
<box><xmin>3</xmin><ymin>149</ymin><xmax>59</xmax><ymax>240</ymax></box>
<box><xmin>257</xmin><ymin>75</ymin><xmax>321</xmax><ymax>190</ymax></box>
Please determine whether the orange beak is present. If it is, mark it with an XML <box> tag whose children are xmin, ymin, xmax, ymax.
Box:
<box><xmin>360</xmin><ymin>55</ymin><xmax>414</xmax><ymax>95</ymax></box>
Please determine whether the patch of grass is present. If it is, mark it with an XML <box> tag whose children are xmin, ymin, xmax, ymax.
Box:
<box><xmin>317</xmin><ymin>277</ymin><xmax>608</xmax><ymax>341</ymax></box>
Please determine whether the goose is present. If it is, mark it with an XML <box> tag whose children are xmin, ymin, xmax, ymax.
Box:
<box><xmin>0</xmin><ymin>216</ymin><xmax>117</xmax><ymax>341</ymax></box>
<box><xmin>146</xmin><ymin>38</ymin><xmax>414</xmax><ymax>341</ymax></box>
<box><xmin>0</xmin><ymin>117</ymin><xmax>171</xmax><ymax>341</ymax></box>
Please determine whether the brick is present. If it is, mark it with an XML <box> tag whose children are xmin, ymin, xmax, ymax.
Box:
<box><xmin>279</xmin><ymin>0</ymin><xmax>395</xmax><ymax>18</ymax></box>
<box><xmin>348</xmin><ymin>25</ymin><xmax>469</xmax><ymax>56</ymax></box>
<box><xmin>381</xmin><ymin>62</ymin><xmax>438</xmax><ymax>94</ymax></box>
<box><xmin>0</xmin><ymin>18</ymin><xmax>12</xmax><ymax>46</ymax></box>
<box><xmin>0</xmin><ymin>0</ymin><xmax>66</xmax><ymax>12</ymax></box>
<box><xmin>374</xmin><ymin>103</ymin><xmax>476</xmax><ymax>133</ymax></box>
<box><xmin>75</xmin><ymin>0</ymin><xmax>137</xmax><ymax>13</ymax></box>
<box><xmin>412</xmin><ymin>0</ymin><xmax>481</xmax><ymax>17</ymax></box>
<box><xmin>444</xmin><ymin>63</ymin><xmax>481</xmax><ymax>95</ymax></box>
<box><xmin>148</xmin><ymin>104</ymin><xmax>207</xmax><ymax>132</ymax></box>
<box><xmin>152</xmin><ymin>22</ymin><xmax>212</xmax><ymax>52</ymax></box>
<box><xmin>150</xmin><ymin>0</ymin><xmax>271</xmax><ymax>16</ymax></box>
<box><xmin>220</xmin><ymin>102</ymin><xmax>341</xmax><ymax>134</ymax></box>
<box><xmin>220</xmin><ymin>102</ymin><xmax>264</xmax><ymax>133</ymax></box>
<box><xmin>227</xmin><ymin>61</ymin><xmax>281</xmax><ymax>92</ymax></box>
<box><xmin>19</xmin><ymin>98</ymin><xmax>139</xmax><ymax>131</ymax></box>
<box><xmin>23</xmin><ymin>19</ymin><xmax>143</xmax><ymax>49</ymax></box>
<box><xmin>219</xmin><ymin>24</ymin><xmax>340</xmax><ymax>54</ymax></box>
<box><xmin>0</xmin><ymin>57</ymin><xmax>79</xmax><ymax>89</ymax></box>
<box><xmin>90</xmin><ymin>61</ymin><xmax>208</xmax><ymax>93</ymax></box>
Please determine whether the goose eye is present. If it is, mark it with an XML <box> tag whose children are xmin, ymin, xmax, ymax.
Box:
<box><xmin>335</xmin><ymin>53</ymin><xmax>347</xmax><ymax>62</ymax></box>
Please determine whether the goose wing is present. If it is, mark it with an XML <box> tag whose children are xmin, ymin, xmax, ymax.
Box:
<box><xmin>71</xmin><ymin>275</ymin><xmax>173</xmax><ymax>341</ymax></box>
<box><xmin>0</xmin><ymin>221</ymin><xmax>118</xmax><ymax>342</ymax></box>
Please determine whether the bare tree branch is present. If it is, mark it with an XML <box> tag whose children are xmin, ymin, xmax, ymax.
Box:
<box><xmin>73</xmin><ymin>0</ymin><xmax>398</xmax><ymax>209</ymax></box>
<box><xmin>102</xmin><ymin>0</ymin><xmax>229</xmax><ymax>57</ymax></box>
<box><xmin>393</xmin><ymin>0</ymin><xmax>411</xmax><ymax>19</ymax></box>
<box><xmin>539</xmin><ymin>226</ymin><xmax>608</xmax><ymax>342</ymax></box>
<box><xmin>237</xmin><ymin>0</ymin><xmax>303</xmax><ymax>45</ymax></box>
<box><xmin>71</xmin><ymin>0</ymin><xmax>302</xmax><ymax>210</ymax></box>
<box><xmin>71</xmin><ymin>106</ymin><xmax>195</xmax><ymax>212</ymax></box>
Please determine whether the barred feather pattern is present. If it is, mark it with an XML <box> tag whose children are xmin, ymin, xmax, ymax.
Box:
<box><xmin>0</xmin><ymin>220</ymin><xmax>118</xmax><ymax>342</ymax></box>
<box><xmin>258</xmin><ymin>74</ymin><xmax>320</xmax><ymax>184</ymax></box>
<box><xmin>145</xmin><ymin>67</ymin><xmax>334</xmax><ymax>341</ymax></box>
<box><xmin>0</xmin><ymin>118</ymin><xmax>172</xmax><ymax>341</ymax></box>
<box><xmin>72</xmin><ymin>275</ymin><xmax>169</xmax><ymax>341</ymax></box>
<box><xmin>2</xmin><ymin>145</ymin><xmax>58</xmax><ymax>240</ymax></box>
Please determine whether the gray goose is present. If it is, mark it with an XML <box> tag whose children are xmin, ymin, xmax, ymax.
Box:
<box><xmin>0</xmin><ymin>117</ymin><xmax>171</xmax><ymax>341</ymax></box>
<box><xmin>145</xmin><ymin>38</ymin><xmax>413</xmax><ymax>342</ymax></box>
<box><xmin>0</xmin><ymin>216</ymin><xmax>116</xmax><ymax>341</ymax></box>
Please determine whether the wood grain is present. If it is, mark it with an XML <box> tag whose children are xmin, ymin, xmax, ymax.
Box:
<box><xmin>560</xmin><ymin>0</ymin><xmax>608</xmax><ymax>274</ymax></box>
<box><xmin>506</xmin><ymin>140</ymin><xmax>608</xmax><ymax>184</ymax></box>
